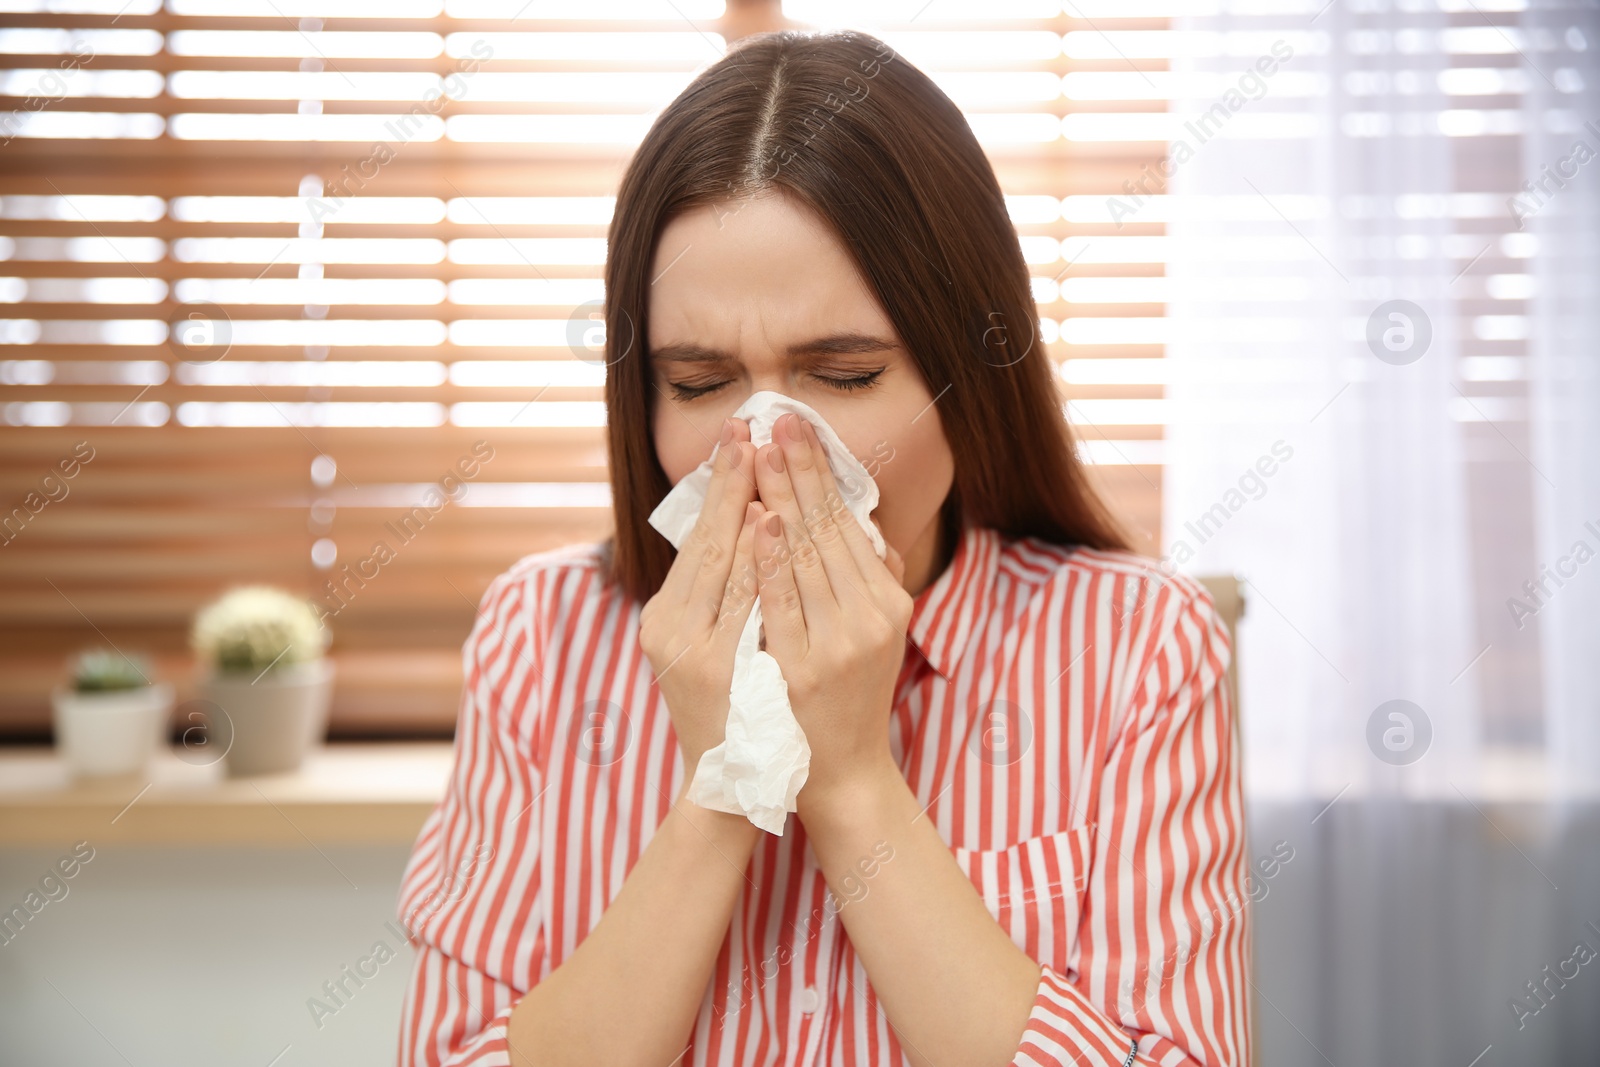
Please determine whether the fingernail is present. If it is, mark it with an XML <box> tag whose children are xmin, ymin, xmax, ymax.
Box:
<box><xmin>744</xmin><ymin>501</ymin><xmax>758</xmax><ymax>525</ymax></box>
<box><xmin>766</xmin><ymin>445</ymin><xmax>785</xmax><ymax>473</ymax></box>
<box><xmin>719</xmin><ymin>418</ymin><xmax>734</xmax><ymax>446</ymax></box>
<box><xmin>763</xmin><ymin>513</ymin><xmax>782</xmax><ymax>536</ymax></box>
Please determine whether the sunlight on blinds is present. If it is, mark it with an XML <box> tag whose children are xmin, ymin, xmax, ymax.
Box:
<box><xmin>0</xmin><ymin>0</ymin><xmax>1176</xmax><ymax>733</ymax></box>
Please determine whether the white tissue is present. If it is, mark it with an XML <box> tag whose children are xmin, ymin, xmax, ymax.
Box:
<box><xmin>647</xmin><ymin>390</ymin><xmax>885</xmax><ymax>835</ymax></box>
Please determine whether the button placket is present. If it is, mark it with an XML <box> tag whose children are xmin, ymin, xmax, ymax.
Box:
<box><xmin>796</xmin><ymin>878</ymin><xmax>842</xmax><ymax>1064</ymax></box>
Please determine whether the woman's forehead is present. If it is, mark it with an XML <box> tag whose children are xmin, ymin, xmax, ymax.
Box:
<box><xmin>646</xmin><ymin>197</ymin><xmax>893</xmax><ymax>355</ymax></box>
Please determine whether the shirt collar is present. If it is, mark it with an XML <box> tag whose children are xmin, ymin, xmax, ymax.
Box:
<box><xmin>906</xmin><ymin>523</ymin><xmax>1000</xmax><ymax>681</ymax></box>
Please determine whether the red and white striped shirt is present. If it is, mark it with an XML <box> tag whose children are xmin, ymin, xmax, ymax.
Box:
<box><xmin>396</xmin><ymin>522</ymin><xmax>1251</xmax><ymax>1066</ymax></box>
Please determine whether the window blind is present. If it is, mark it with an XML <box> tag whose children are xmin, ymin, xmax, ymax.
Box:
<box><xmin>0</xmin><ymin>0</ymin><xmax>1172</xmax><ymax>737</ymax></box>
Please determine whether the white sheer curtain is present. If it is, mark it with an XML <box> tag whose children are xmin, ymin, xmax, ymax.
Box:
<box><xmin>1524</xmin><ymin>0</ymin><xmax>1600</xmax><ymax>801</ymax></box>
<box><xmin>1160</xmin><ymin>1</ymin><xmax>1600</xmax><ymax>1063</ymax></box>
<box><xmin>1164</xmin><ymin>2</ymin><xmax>1484</xmax><ymax>797</ymax></box>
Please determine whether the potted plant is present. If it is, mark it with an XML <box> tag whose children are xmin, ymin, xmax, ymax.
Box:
<box><xmin>51</xmin><ymin>650</ymin><xmax>173</xmax><ymax>778</ymax></box>
<box><xmin>192</xmin><ymin>585</ymin><xmax>333</xmax><ymax>777</ymax></box>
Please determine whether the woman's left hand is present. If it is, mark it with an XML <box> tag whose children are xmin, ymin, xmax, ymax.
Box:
<box><xmin>751</xmin><ymin>412</ymin><xmax>913</xmax><ymax>804</ymax></box>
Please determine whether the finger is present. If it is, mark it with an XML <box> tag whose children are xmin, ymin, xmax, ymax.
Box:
<box><xmin>675</xmin><ymin>425</ymin><xmax>757</xmax><ymax>631</ymax></box>
<box><xmin>654</xmin><ymin>418</ymin><xmax>741</xmax><ymax>608</ymax></box>
<box><xmin>792</xmin><ymin>416</ymin><xmax>901</xmax><ymax>597</ymax></box>
<box><xmin>753</xmin><ymin>508</ymin><xmax>808</xmax><ymax>663</ymax></box>
<box><xmin>655</xmin><ymin>432</ymin><xmax>739</xmax><ymax>611</ymax></box>
<box><xmin>722</xmin><ymin>414</ymin><xmax>758</xmax><ymax>493</ymax></box>
<box><xmin>684</xmin><ymin>433</ymin><xmax>757</xmax><ymax>630</ymax></box>
<box><xmin>772</xmin><ymin>413</ymin><xmax>870</xmax><ymax>601</ymax></box>
<box><xmin>721</xmin><ymin>413</ymin><xmax>754</xmax><ymax>498</ymax></box>
<box><xmin>754</xmin><ymin>432</ymin><xmax>838</xmax><ymax>623</ymax></box>
<box><xmin>711</xmin><ymin>501</ymin><xmax>762</xmax><ymax>650</ymax></box>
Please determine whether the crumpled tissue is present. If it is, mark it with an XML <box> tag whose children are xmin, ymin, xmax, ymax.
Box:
<box><xmin>647</xmin><ymin>390</ymin><xmax>886</xmax><ymax>835</ymax></box>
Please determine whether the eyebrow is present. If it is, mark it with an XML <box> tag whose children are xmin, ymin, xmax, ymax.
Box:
<box><xmin>649</xmin><ymin>332</ymin><xmax>900</xmax><ymax>365</ymax></box>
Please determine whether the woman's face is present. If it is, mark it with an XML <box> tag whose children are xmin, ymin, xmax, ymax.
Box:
<box><xmin>646</xmin><ymin>188</ymin><xmax>956</xmax><ymax>594</ymax></box>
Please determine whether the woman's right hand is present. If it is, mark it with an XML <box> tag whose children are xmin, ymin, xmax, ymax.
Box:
<box><xmin>638</xmin><ymin>416</ymin><xmax>763</xmax><ymax>792</ymax></box>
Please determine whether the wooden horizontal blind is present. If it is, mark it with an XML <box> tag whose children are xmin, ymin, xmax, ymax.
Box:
<box><xmin>0</xmin><ymin>0</ymin><xmax>1170</xmax><ymax>737</ymax></box>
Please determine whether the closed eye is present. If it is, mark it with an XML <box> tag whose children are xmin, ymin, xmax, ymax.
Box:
<box><xmin>667</xmin><ymin>368</ymin><xmax>884</xmax><ymax>403</ymax></box>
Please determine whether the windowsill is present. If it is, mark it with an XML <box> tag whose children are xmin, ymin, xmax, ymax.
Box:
<box><xmin>0</xmin><ymin>648</ymin><xmax>467</xmax><ymax>740</ymax></box>
<box><xmin>0</xmin><ymin>742</ymin><xmax>452</xmax><ymax>847</ymax></box>
<box><xmin>1245</xmin><ymin>746</ymin><xmax>1596</xmax><ymax>808</ymax></box>
<box><xmin>7</xmin><ymin>741</ymin><xmax>1579</xmax><ymax>850</ymax></box>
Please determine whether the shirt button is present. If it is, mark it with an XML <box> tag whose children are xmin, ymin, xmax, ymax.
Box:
<box><xmin>799</xmin><ymin>986</ymin><xmax>820</xmax><ymax>1014</ymax></box>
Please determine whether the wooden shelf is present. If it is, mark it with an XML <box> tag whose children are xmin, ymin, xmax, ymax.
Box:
<box><xmin>0</xmin><ymin>741</ymin><xmax>451</xmax><ymax>847</ymax></box>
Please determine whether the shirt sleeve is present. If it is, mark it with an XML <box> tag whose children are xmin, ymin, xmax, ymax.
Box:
<box><xmin>396</xmin><ymin>565</ymin><xmax>546</xmax><ymax>1067</ymax></box>
<box><xmin>1012</xmin><ymin>577</ymin><xmax>1251</xmax><ymax>1067</ymax></box>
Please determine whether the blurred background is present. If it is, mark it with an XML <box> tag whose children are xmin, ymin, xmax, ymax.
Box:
<box><xmin>1</xmin><ymin>0</ymin><xmax>1596</xmax><ymax>1064</ymax></box>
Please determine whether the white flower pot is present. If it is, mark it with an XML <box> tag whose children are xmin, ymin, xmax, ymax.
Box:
<box><xmin>200</xmin><ymin>659</ymin><xmax>335</xmax><ymax>777</ymax></box>
<box><xmin>51</xmin><ymin>683</ymin><xmax>174</xmax><ymax>779</ymax></box>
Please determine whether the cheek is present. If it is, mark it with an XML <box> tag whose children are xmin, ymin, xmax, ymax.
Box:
<box><xmin>653</xmin><ymin>423</ymin><xmax>693</xmax><ymax>486</ymax></box>
<box><xmin>848</xmin><ymin>414</ymin><xmax>952</xmax><ymax>523</ymax></box>
<box><xmin>652</xmin><ymin>400</ymin><xmax>720</xmax><ymax>485</ymax></box>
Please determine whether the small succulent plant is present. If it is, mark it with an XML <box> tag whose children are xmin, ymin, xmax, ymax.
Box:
<box><xmin>70</xmin><ymin>649</ymin><xmax>153</xmax><ymax>693</ymax></box>
<box><xmin>191</xmin><ymin>585</ymin><xmax>328</xmax><ymax>675</ymax></box>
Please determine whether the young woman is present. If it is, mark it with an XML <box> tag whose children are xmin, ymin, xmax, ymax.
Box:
<box><xmin>397</xmin><ymin>29</ymin><xmax>1249</xmax><ymax>1067</ymax></box>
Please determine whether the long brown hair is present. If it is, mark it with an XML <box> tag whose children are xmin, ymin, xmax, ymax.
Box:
<box><xmin>600</xmin><ymin>28</ymin><xmax>1131</xmax><ymax>605</ymax></box>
